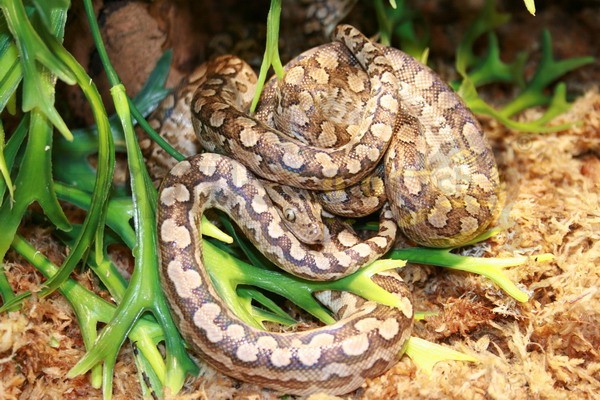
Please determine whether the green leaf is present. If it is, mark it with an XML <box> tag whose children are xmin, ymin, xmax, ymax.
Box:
<box><xmin>32</xmin><ymin>33</ymin><xmax>115</xmax><ymax>302</ymax></box>
<box><xmin>457</xmin><ymin>77</ymin><xmax>573</xmax><ymax>133</ymax></box>
<box><xmin>250</xmin><ymin>0</ymin><xmax>283</xmax><ymax>114</ymax></box>
<box><xmin>10</xmin><ymin>233</ymin><xmax>176</xmax><ymax>397</ymax></box>
<box><xmin>0</xmin><ymin>121</ymin><xmax>14</xmax><ymax>202</ymax></box>
<box><xmin>62</xmin><ymin>51</ymin><xmax>194</xmax><ymax>393</ymax></box>
<box><xmin>453</xmin><ymin>1</ymin><xmax>592</xmax><ymax>131</ymax></box>
<box><xmin>534</xmin><ymin>82</ymin><xmax>573</xmax><ymax>126</ymax></box>
<box><xmin>237</xmin><ymin>287</ymin><xmax>298</xmax><ymax>327</ymax></box>
<box><xmin>0</xmin><ymin>43</ymin><xmax>23</xmax><ymax>113</ymax></box>
<box><xmin>53</xmin><ymin>50</ymin><xmax>174</xmax><ymax>194</ymax></box>
<box><xmin>0</xmin><ymin>0</ymin><xmax>75</xmax><ymax>139</ymax></box>
<box><xmin>374</xmin><ymin>0</ymin><xmax>429</xmax><ymax>57</ymax></box>
<box><xmin>499</xmin><ymin>30</ymin><xmax>594</xmax><ymax>118</ymax></box>
<box><xmin>455</xmin><ymin>0</ymin><xmax>510</xmax><ymax>76</ymax></box>
<box><xmin>465</xmin><ymin>32</ymin><xmax>526</xmax><ymax>88</ymax></box>
<box><xmin>0</xmin><ymin>111</ymin><xmax>71</xmax><ymax>271</ymax></box>
<box><xmin>405</xmin><ymin>337</ymin><xmax>478</xmax><ymax>374</ymax></box>
<box><xmin>0</xmin><ymin>116</ymin><xmax>27</xmax><ymax>217</ymax></box>
<box><xmin>389</xmin><ymin>236</ymin><xmax>554</xmax><ymax>303</ymax></box>
<box><xmin>523</xmin><ymin>0</ymin><xmax>536</xmax><ymax>16</ymax></box>
<box><xmin>202</xmin><ymin>239</ymin><xmax>336</xmax><ymax>326</ymax></box>
<box><xmin>29</xmin><ymin>0</ymin><xmax>71</xmax><ymax>38</ymax></box>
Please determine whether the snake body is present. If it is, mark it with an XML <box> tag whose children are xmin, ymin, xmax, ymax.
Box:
<box><xmin>192</xmin><ymin>26</ymin><xmax>400</xmax><ymax>191</ymax></box>
<box><xmin>381</xmin><ymin>46</ymin><xmax>499</xmax><ymax>246</ymax></box>
<box><xmin>156</xmin><ymin>20</ymin><xmax>499</xmax><ymax>395</ymax></box>
<box><xmin>158</xmin><ymin>153</ymin><xmax>413</xmax><ymax>395</ymax></box>
<box><xmin>192</xmin><ymin>28</ymin><xmax>499</xmax><ymax>247</ymax></box>
<box><xmin>161</xmin><ymin>151</ymin><xmax>397</xmax><ymax>281</ymax></box>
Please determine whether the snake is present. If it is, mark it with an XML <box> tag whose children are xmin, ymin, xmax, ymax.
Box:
<box><xmin>155</xmin><ymin>17</ymin><xmax>500</xmax><ymax>395</ymax></box>
<box><xmin>192</xmin><ymin>25</ymin><xmax>499</xmax><ymax>247</ymax></box>
<box><xmin>158</xmin><ymin>153</ymin><xmax>413</xmax><ymax>395</ymax></box>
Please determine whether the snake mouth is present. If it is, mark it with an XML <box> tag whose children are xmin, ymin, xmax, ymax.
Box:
<box><xmin>300</xmin><ymin>221</ymin><xmax>325</xmax><ymax>245</ymax></box>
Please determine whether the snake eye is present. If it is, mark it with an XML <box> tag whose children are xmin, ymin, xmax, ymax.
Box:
<box><xmin>284</xmin><ymin>208</ymin><xmax>296</xmax><ymax>222</ymax></box>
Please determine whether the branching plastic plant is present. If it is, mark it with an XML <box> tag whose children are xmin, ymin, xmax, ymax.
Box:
<box><xmin>0</xmin><ymin>0</ymin><xmax>114</xmax><ymax>310</ymax></box>
<box><xmin>454</xmin><ymin>0</ymin><xmax>594</xmax><ymax>132</ymax></box>
<box><xmin>0</xmin><ymin>0</ymin><xmax>557</xmax><ymax>399</ymax></box>
<box><xmin>0</xmin><ymin>0</ymin><xmax>195</xmax><ymax>397</ymax></box>
<box><xmin>375</xmin><ymin>0</ymin><xmax>594</xmax><ymax>133</ymax></box>
<box><xmin>374</xmin><ymin>0</ymin><xmax>430</xmax><ymax>60</ymax></box>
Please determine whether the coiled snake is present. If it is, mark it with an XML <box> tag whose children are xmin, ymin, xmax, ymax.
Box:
<box><xmin>156</xmin><ymin>22</ymin><xmax>499</xmax><ymax>395</ymax></box>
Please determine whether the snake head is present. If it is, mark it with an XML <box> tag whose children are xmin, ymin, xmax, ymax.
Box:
<box><xmin>282</xmin><ymin>207</ymin><xmax>324</xmax><ymax>245</ymax></box>
<box><xmin>263</xmin><ymin>182</ymin><xmax>326</xmax><ymax>245</ymax></box>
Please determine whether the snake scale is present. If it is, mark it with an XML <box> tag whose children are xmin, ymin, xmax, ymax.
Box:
<box><xmin>156</xmin><ymin>18</ymin><xmax>499</xmax><ymax>396</ymax></box>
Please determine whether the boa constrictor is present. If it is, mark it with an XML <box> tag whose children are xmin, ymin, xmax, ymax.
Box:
<box><xmin>156</xmin><ymin>23</ymin><xmax>499</xmax><ymax>395</ymax></box>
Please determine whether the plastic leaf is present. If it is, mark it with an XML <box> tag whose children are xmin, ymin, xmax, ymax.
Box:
<box><xmin>405</xmin><ymin>337</ymin><xmax>478</xmax><ymax>374</ymax></box>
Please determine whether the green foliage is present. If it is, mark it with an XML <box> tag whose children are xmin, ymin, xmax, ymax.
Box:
<box><xmin>0</xmin><ymin>117</ymin><xmax>27</xmax><ymax>206</ymax></box>
<box><xmin>390</xmin><ymin>228</ymin><xmax>553</xmax><ymax>304</ymax></box>
<box><xmin>376</xmin><ymin>0</ymin><xmax>594</xmax><ymax>132</ymax></box>
<box><xmin>0</xmin><ymin>0</ymin><xmax>115</xmax><ymax>312</ymax></box>
<box><xmin>12</xmin><ymin>231</ymin><xmax>175</xmax><ymax>394</ymax></box>
<box><xmin>0</xmin><ymin>0</ymin><xmax>192</xmax><ymax>397</ymax></box>
<box><xmin>0</xmin><ymin>0</ymin><xmax>73</xmax><ymax>138</ymax></box>
<box><xmin>454</xmin><ymin>0</ymin><xmax>594</xmax><ymax>132</ymax></box>
<box><xmin>250</xmin><ymin>0</ymin><xmax>284</xmax><ymax>114</ymax></box>
<box><xmin>374</xmin><ymin>0</ymin><xmax>429</xmax><ymax>59</ymax></box>
<box><xmin>53</xmin><ymin>50</ymin><xmax>172</xmax><ymax>195</ymax></box>
<box><xmin>405</xmin><ymin>337</ymin><xmax>478</xmax><ymax>374</ymax></box>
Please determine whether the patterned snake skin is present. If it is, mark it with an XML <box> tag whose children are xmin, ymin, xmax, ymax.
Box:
<box><xmin>156</xmin><ymin>19</ymin><xmax>499</xmax><ymax>395</ymax></box>
<box><xmin>158</xmin><ymin>153</ymin><xmax>413</xmax><ymax>395</ymax></box>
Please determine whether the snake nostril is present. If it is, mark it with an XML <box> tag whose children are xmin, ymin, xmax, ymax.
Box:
<box><xmin>308</xmin><ymin>223</ymin><xmax>321</xmax><ymax>238</ymax></box>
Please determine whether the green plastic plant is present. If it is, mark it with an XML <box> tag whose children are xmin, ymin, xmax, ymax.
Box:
<box><xmin>52</xmin><ymin>50</ymin><xmax>172</xmax><ymax>195</ymax></box>
<box><xmin>453</xmin><ymin>0</ymin><xmax>594</xmax><ymax>133</ymax></box>
<box><xmin>0</xmin><ymin>1</ymin><xmax>194</xmax><ymax>397</ymax></box>
<box><xmin>0</xmin><ymin>0</ymin><xmax>114</xmax><ymax>309</ymax></box>
<box><xmin>249</xmin><ymin>0</ymin><xmax>284</xmax><ymax>114</ymax></box>
<box><xmin>375</xmin><ymin>0</ymin><xmax>593</xmax><ymax>133</ymax></box>
<box><xmin>374</xmin><ymin>0</ymin><xmax>430</xmax><ymax>60</ymax></box>
<box><xmin>0</xmin><ymin>0</ymin><xmax>557</xmax><ymax>399</ymax></box>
